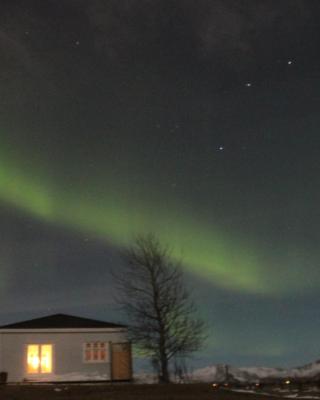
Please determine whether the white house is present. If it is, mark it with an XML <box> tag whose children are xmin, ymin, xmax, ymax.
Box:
<box><xmin>0</xmin><ymin>313</ymin><xmax>132</xmax><ymax>383</ymax></box>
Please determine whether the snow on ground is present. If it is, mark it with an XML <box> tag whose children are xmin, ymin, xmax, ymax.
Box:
<box><xmin>284</xmin><ymin>396</ymin><xmax>320</xmax><ymax>399</ymax></box>
<box><xmin>133</xmin><ymin>372</ymin><xmax>158</xmax><ymax>384</ymax></box>
<box><xmin>28</xmin><ymin>372</ymin><xmax>109</xmax><ymax>382</ymax></box>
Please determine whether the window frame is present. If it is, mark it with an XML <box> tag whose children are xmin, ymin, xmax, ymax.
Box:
<box><xmin>82</xmin><ymin>341</ymin><xmax>109</xmax><ymax>364</ymax></box>
<box><xmin>26</xmin><ymin>343</ymin><xmax>54</xmax><ymax>375</ymax></box>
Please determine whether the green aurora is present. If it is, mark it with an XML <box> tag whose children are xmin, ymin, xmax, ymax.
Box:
<box><xmin>0</xmin><ymin>138</ymin><xmax>317</xmax><ymax>297</ymax></box>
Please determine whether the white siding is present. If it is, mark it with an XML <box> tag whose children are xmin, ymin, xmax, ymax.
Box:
<box><xmin>0</xmin><ymin>330</ymin><xmax>128</xmax><ymax>382</ymax></box>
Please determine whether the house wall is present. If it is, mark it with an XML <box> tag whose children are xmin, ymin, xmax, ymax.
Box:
<box><xmin>0</xmin><ymin>330</ymin><xmax>128</xmax><ymax>382</ymax></box>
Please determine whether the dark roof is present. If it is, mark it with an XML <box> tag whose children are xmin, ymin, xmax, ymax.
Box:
<box><xmin>0</xmin><ymin>314</ymin><xmax>126</xmax><ymax>329</ymax></box>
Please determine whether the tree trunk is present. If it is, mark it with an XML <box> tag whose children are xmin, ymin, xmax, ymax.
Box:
<box><xmin>160</xmin><ymin>355</ymin><xmax>169</xmax><ymax>383</ymax></box>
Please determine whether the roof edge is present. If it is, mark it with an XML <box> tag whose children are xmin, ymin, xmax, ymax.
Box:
<box><xmin>0</xmin><ymin>327</ymin><xmax>128</xmax><ymax>333</ymax></box>
<box><xmin>0</xmin><ymin>313</ymin><xmax>127</xmax><ymax>330</ymax></box>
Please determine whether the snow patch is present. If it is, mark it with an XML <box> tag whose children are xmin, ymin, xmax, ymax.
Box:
<box><xmin>28</xmin><ymin>372</ymin><xmax>109</xmax><ymax>382</ymax></box>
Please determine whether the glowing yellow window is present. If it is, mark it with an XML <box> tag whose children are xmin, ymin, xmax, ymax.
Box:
<box><xmin>27</xmin><ymin>345</ymin><xmax>52</xmax><ymax>374</ymax></box>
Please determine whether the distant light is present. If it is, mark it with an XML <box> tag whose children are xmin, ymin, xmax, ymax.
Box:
<box><xmin>212</xmin><ymin>383</ymin><xmax>218</xmax><ymax>388</ymax></box>
<box><xmin>287</xmin><ymin>60</ymin><xmax>293</xmax><ymax>65</ymax></box>
<box><xmin>285</xmin><ymin>380</ymin><xmax>291</xmax><ymax>385</ymax></box>
<box><xmin>255</xmin><ymin>383</ymin><xmax>260</xmax><ymax>387</ymax></box>
<box><xmin>217</xmin><ymin>145</ymin><xmax>224</xmax><ymax>151</ymax></box>
<box><xmin>245</xmin><ymin>83</ymin><xmax>252</xmax><ymax>87</ymax></box>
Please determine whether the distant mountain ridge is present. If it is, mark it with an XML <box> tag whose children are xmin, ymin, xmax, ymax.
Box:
<box><xmin>191</xmin><ymin>360</ymin><xmax>320</xmax><ymax>383</ymax></box>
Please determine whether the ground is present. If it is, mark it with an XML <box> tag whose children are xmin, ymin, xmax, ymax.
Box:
<box><xmin>0</xmin><ymin>384</ymin><xmax>287</xmax><ymax>400</ymax></box>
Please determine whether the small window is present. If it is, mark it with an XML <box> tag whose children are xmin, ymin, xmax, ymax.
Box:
<box><xmin>27</xmin><ymin>344</ymin><xmax>53</xmax><ymax>374</ymax></box>
<box><xmin>83</xmin><ymin>342</ymin><xmax>109</xmax><ymax>363</ymax></box>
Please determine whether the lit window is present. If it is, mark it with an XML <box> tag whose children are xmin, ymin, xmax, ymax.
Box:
<box><xmin>83</xmin><ymin>342</ymin><xmax>108</xmax><ymax>363</ymax></box>
<box><xmin>27</xmin><ymin>344</ymin><xmax>52</xmax><ymax>374</ymax></box>
<box><xmin>40</xmin><ymin>345</ymin><xmax>52</xmax><ymax>373</ymax></box>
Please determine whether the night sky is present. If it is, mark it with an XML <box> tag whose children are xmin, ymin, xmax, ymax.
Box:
<box><xmin>1</xmin><ymin>0</ymin><xmax>320</xmax><ymax>369</ymax></box>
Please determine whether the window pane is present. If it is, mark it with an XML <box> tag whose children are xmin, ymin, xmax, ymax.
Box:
<box><xmin>40</xmin><ymin>345</ymin><xmax>52</xmax><ymax>373</ymax></box>
<box><xmin>27</xmin><ymin>345</ymin><xmax>40</xmax><ymax>374</ymax></box>
<box><xmin>100</xmin><ymin>349</ymin><xmax>106</xmax><ymax>360</ymax></box>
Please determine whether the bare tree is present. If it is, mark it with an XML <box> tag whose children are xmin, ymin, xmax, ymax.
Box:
<box><xmin>113</xmin><ymin>234</ymin><xmax>206</xmax><ymax>383</ymax></box>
